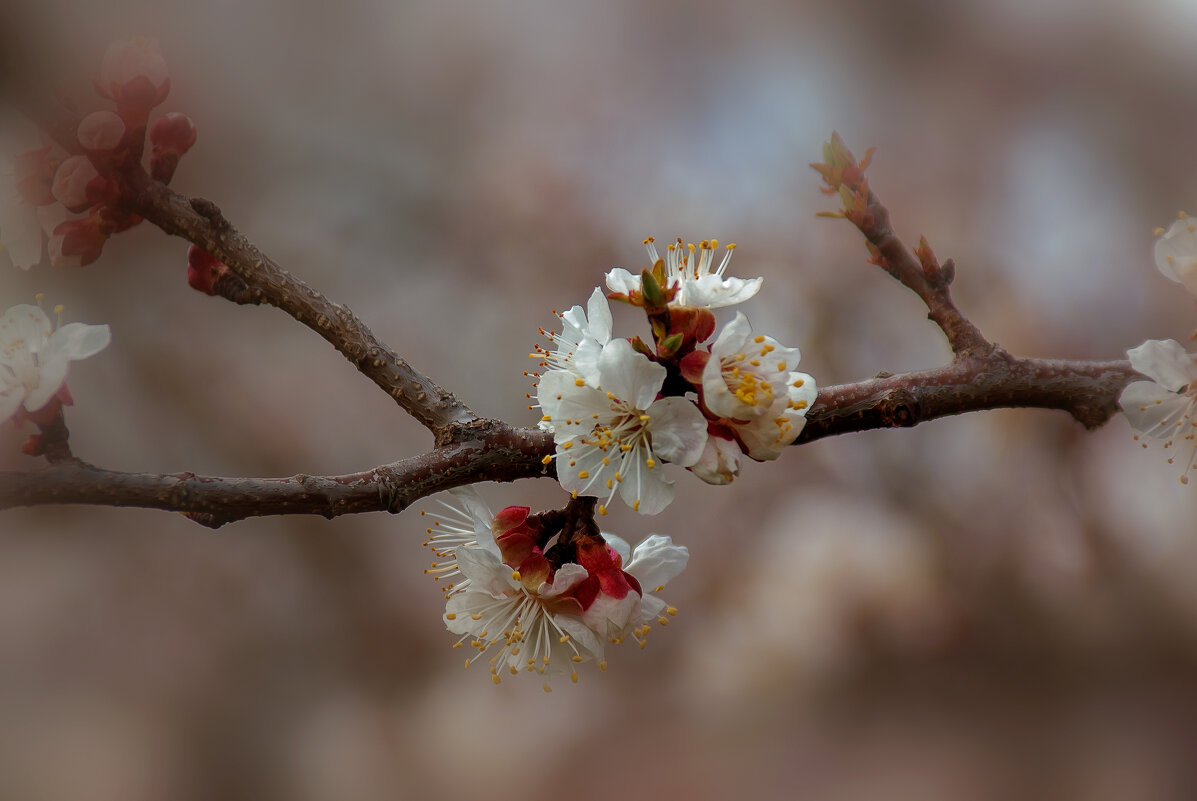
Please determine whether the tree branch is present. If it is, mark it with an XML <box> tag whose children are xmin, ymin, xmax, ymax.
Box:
<box><xmin>0</xmin><ymin>355</ymin><xmax>1140</xmax><ymax>527</ymax></box>
<box><xmin>118</xmin><ymin>170</ymin><xmax>477</xmax><ymax>443</ymax></box>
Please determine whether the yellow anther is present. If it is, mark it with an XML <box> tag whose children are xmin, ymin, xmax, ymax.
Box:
<box><xmin>542</xmin><ymin>683</ymin><xmax>552</xmax><ymax>693</ymax></box>
<box><xmin>598</xmin><ymin>505</ymin><xmax>608</xmax><ymax>516</ymax></box>
<box><xmin>445</xmin><ymin>612</ymin><xmax>457</xmax><ymax>620</ymax></box>
<box><xmin>571</xmin><ymin>672</ymin><xmax>579</xmax><ymax>684</ymax></box>
<box><xmin>792</xmin><ymin>378</ymin><xmax>804</xmax><ymax>387</ymax></box>
<box><xmin>753</xmin><ymin>335</ymin><xmax>765</xmax><ymax>343</ymax></box>
<box><xmin>471</xmin><ymin>613</ymin><xmax>483</xmax><ymax>620</ymax></box>
<box><xmin>645</xmin><ymin>459</ymin><xmax>655</xmax><ymax>469</ymax></box>
<box><xmin>639</xmin><ymin>414</ymin><xmax>651</xmax><ymax>422</ymax></box>
<box><xmin>492</xmin><ymin>674</ymin><xmax>502</xmax><ymax>684</ymax></box>
<box><xmin>666</xmin><ymin>606</ymin><xmax>678</xmax><ymax>616</ymax></box>
<box><xmin>511</xmin><ymin>570</ymin><xmax>521</xmax><ymax>581</ymax></box>
<box><xmin>1154</xmin><ymin>227</ymin><xmax>1166</xmax><ymax>236</ymax></box>
<box><xmin>561</xmin><ymin>441</ymin><xmax>573</xmax><ymax>450</ymax></box>
<box><xmin>578</xmin><ymin>470</ymin><xmax>591</xmax><ymax>479</ymax></box>
<box><xmin>633</xmin><ymin>499</ymin><xmax>641</xmax><ymax>512</ymax></box>
<box><xmin>541</xmin><ymin>414</ymin><xmax>552</xmax><ymax>422</ymax></box>
<box><xmin>599</xmin><ymin>661</ymin><xmax>608</xmax><ymax>672</ymax></box>
<box><xmin>541</xmin><ymin>454</ymin><xmax>553</xmax><ymax>465</ymax></box>
<box><xmin>777</xmin><ymin>361</ymin><xmax>786</xmax><ymax>371</ymax></box>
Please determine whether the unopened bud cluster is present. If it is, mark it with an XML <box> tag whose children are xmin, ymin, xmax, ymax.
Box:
<box><xmin>1</xmin><ymin>38</ymin><xmax>196</xmax><ymax>270</ymax></box>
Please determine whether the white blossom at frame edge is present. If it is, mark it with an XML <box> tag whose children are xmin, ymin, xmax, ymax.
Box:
<box><xmin>0</xmin><ymin>303</ymin><xmax>111</xmax><ymax>422</ymax></box>
<box><xmin>1119</xmin><ymin>338</ymin><xmax>1197</xmax><ymax>482</ymax></box>
<box><xmin>1154</xmin><ymin>214</ymin><xmax>1197</xmax><ymax>296</ymax></box>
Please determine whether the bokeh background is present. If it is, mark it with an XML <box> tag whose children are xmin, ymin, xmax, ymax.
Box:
<box><xmin>4</xmin><ymin>1</ymin><xmax>1197</xmax><ymax>799</ymax></box>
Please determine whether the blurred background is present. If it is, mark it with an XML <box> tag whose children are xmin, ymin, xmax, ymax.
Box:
<box><xmin>3</xmin><ymin>0</ymin><xmax>1197</xmax><ymax>798</ymax></box>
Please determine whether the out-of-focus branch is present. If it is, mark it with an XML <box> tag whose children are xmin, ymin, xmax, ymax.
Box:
<box><xmin>118</xmin><ymin>170</ymin><xmax>478</xmax><ymax>442</ymax></box>
<box><xmin>0</xmin><ymin>356</ymin><xmax>1139</xmax><ymax>527</ymax></box>
<box><xmin>814</xmin><ymin>133</ymin><xmax>990</xmax><ymax>358</ymax></box>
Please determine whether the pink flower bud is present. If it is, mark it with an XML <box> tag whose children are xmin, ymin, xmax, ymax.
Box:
<box><xmin>149</xmin><ymin>112</ymin><xmax>197</xmax><ymax>182</ymax></box>
<box><xmin>77</xmin><ymin>110</ymin><xmax>127</xmax><ymax>154</ymax></box>
<box><xmin>97</xmin><ymin>38</ymin><xmax>170</xmax><ymax>110</ymax></box>
<box><xmin>50</xmin><ymin>155</ymin><xmax>118</xmax><ymax>213</ymax></box>
<box><xmin>186</xmin><ymin>244</ymin><xmax>230</xmax><ymax>295</ymax></box>
<box><xmin>50</xmin><ymin>214</ymin><xmax>110</xmax><ymax>267</ymax></box>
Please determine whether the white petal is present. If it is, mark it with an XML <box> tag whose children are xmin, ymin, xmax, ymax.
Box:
<box><xmin>604</xmin><ymin>267</ymin><xmax>641</xmax><ymax>296</ymax></box>
<box><xmin>552</xmin><ymin>613</ymin><xmax>604</xmax><ymax>660</ymax></box>
<box><xmin>601</xmin><ymin>533</ymin><xmax>632</xmax><ymax>564</ymax></box>
<box><xmin>689</xmin><ymin>435</ymin><xmax>742</xmax><ymax>485</ymax></box>
<box><xmin>540</xmin><ymin>562</ymin><xmax>590</xmax><ymax>597</ymax></box>
<box><xmin>685</xmin><ymin>274</ymin><xmax>763</xmax><ymax>308</ymax></box>
<box><xmin>710</xmin><ymin>311</ymin><xmax>753</xmax><ymax>354</ymax></box>
<box><xmin>582</xmin><ymin>591</ymin><xmax>641</xmax><ymax>636</ymax></box>
<box><xmin>634</xmin><ymin>593</ymin><xmax>667</xmax><ymax>626</ymax></box>
<box><xmin>1119</xmin><ymin>381</ymin><xmax>1196</xmax><ymax>438</ymax></box>
<box><xmin>1155</xmin><ymin>219</ymin><xmax>1197</xmax><ymax>294</ymax></box>
<box><xmin>573</xmin><ymin>338</ymin><xmax>604</xmax><ymax>387</ymax></box>
<box><xmin>538</xmin><ymin>369</ymin><xmax>610</xmax><ymax>435</ymax></box>
<box><xmin>787</xmin><ymin>371</ymin><xmax>817</xmax><ymax>408</ymax></box>
<box><xmin>619</xmin><ymin>463</ymin><xmax>675</xmax><ymax>515</ymax></box>
<box><xmin>46</xmin><ymin>322</ymin><xmax>110</xmax><ymax>362</ymax></box>
<box><xmin>446</xmin><ymin>486</ymin><xmax>499</xmax><ymax>554</ymax></box>
<box><xmin>556</xmin><ymin>443</ymin><xmax>614</xmax><ymax>497</ymax></box>
<box><xmin>454</xmin><ymin>546</ymin><xmax>515</xmax><ymax>596</ymax></box>
<box><xmin>1127</xmin><ymin>339</ymin><xmax>1197</xmax><ymax>392</ymax></box>
<box><xmin>597</xmin><ymin>339</ymin><xmax>665</xmax><ymax>409</ymax></box>
<box><xmin>0</xmin><ymin>304</ymin><xmax>52</xmax><ymax>348</ymax></box>
<box><xmin>585</xmin><ymin>287</ymin><xmax>612</xmax><ymax>344</ymax></box>
<box><xmin>645</xmin><ymin>396</ymin><xmax>708</xmax><ymax>466</ymax></box>
<box><xmin>625</xmin><ymin>534</ymin><xmax>690</xmax><ymax>590</ymax></box>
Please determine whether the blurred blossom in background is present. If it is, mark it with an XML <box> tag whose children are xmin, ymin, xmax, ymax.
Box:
<box><xmin>4</xmin><ymin>1</ymin><xmax>1197</xmax><ymax>799</ymax></box>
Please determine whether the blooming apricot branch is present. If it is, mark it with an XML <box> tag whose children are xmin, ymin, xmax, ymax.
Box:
<box><xmin>0</xmin><ymin>42</ymin><xmax>1162</xmax><ymax>686</ymax></box>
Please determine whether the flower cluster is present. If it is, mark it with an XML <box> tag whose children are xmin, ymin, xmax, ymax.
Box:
<box><xmin>532</xmin><ymin>238</ymin><xmax>817</xmax><ymax>513</ymax></box>
<box><xmin>0</xmin><ymin>39</ymin><xmax>195</xmax><ymax>271</ymax></box>
<box><xmin>0</xmin><ymin>301</ymin><xmax>110</xmax><ymax>425</ymax></box>
<box><xmin>421</xmin><ymin>488</ymin><xmax>688</xmax><ymax>689</ymax></box>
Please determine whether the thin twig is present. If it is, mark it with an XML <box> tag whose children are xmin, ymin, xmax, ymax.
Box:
<box><xmin>118</xmin><ymin>169</ymin><xmax>478</xmax><ymax>443</ymax></box>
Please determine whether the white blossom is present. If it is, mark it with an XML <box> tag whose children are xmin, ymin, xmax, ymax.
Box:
<box><xmin>530</xmin><ymin>287</ymin><xmax>612</xmax><ymax>388</ymax></box>
<box><xmin>1119</xmin><ymin>338</ymin><xmax>1197</xmax><ymax>483</ymax></box>
<box><xmin>606</xmin><ymin>237</ymin><xmax>762</xmax><ymax>309</ymax></box>
<box><xmin>419</xmin><ymin>486</ymin><xmax>501</xmax><ymax>597</ymax></box>
<box><xmin>538</xmin><ymin>338</ymin><xmax>708</xmax><ymax>514</ymax></box>
<box><xmin>701</xmin><ymin>312</ymin><xmax>817</xmax><ymax>460</ymax></box>
<box><xmin>0</xmin><ymin>303</ymin><xmax>110</xmax><ymax>422</ymax></box>
<box><xmin>1155</xmin><ymin>213</ymin><xmax>1197</xmax><ymax>296</ymax></box>
<box><xmin>593</xmin><ymin>533</ymin><xmax>689</xmax><ymax>647</ymax></box>
<box><xmin>444</xmin><ymin>547</ymin><xmax>603</xmax><ymax>688</ymax></box>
